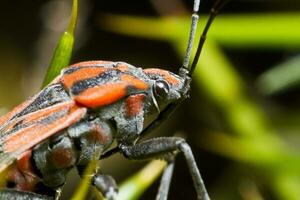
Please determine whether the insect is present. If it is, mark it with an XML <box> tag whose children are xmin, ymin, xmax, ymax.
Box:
<box><xmin>0</xmin><ymin>0</ymin><xmax>226</xmax><ymax>199</ymax></box>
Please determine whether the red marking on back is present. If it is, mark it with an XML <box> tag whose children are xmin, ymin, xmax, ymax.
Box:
<box><xmin>74</xmin><ymin>74</ymin><xmax>149</xmax><ymax>108</ymax></box>
<box><xmin>4</xmin><ymin>102</ymin><xmax>73</xmax><ymax>132</ymax></box>
<box><xmin>125</xmin><ymin>94</ymin><xmax>145</xmax><ymax>117</ymax></box>
<box><xmin>75</xmin><ymin>83</ymin><xmax>127</xmax><ymax>108</ymax></box>
<box><xmin>144</xmin><ymin>69</ymin><xmax>180</xmax><ymax>86</ymax></box>
<box><xmin>3</xmin><ymin>102</ymin><xmax>87</xmax><ymax>154</ymax></box>
<box><xmin>62</xmin><ymin>67</ymin><xmax>106</xmax><ymax>89</ymax></box>
<box><xmin>0</xmin><ymin>99</ymin><xmax>34</xmax><ymax>129</ymax></box>
<box><xmin>116</xmin><ymin>64</ymin><xmax>129</xmax><ymax>72</ymax></box>
<box><xmin>120</xmin><ymin>74</ymin><xmax>148</xmax><ymax>90</ymax></box>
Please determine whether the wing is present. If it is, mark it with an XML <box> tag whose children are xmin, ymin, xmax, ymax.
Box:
<box><xmin>0</xmin><ymin>83</ymin><xmax>87</xmax><ymax>172</ymax></box>
<box><xmin>61</xmin><ymin>61</ymin><xmax>150</xmax><ymax>108</ymax></box>
<box><xmin>0</xmin><ymin>60</ymin><xmax>149</xmax><ymax>171</ymax></box>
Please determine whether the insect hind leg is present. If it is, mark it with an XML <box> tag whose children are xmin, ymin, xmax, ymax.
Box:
<box><xmin>119</xmin><ymin>137</ymin><xmax>210</xmax><ymax>200</ymax></box>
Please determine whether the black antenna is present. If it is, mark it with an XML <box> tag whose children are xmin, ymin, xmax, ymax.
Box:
<box><xmin>189</xmin><ymin>0</ymin><xmax>228</xmax><ymax>75</ymax></box>
<box><xmin>142</xmin><ymin>0</ymin><xmax>228</xmax><ymax>136</ymax></box>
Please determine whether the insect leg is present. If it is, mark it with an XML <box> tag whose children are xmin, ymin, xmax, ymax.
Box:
<box><xmin>190</xmin><ymin>0</ymin><xmax>228</xmax><ymax>74</ymax></box>
<box><xmin>77</xmin><ymin>160</ymin><xmax>118</xmax><ymax>200</ymax></box>
<box><xmin>93</xmin><ymin>173</ymin><xmax>118</xmax><ymax>200</ymax></box>
<box><xmin>77</xmin><ymin>162</ymin><xmax>118</xmax><ymax>200</ymax></box>
<box><xmin>0</xmin><ymin>189</ymin><xmax>53</xmax><ymax>200</ymax></box>
<box><xmin>54</xmin><ymin>186</ymin><xmax>63</xmax><ymax>200</ymax></box>
<box><xmin>119</xmin><ymin>137</ymin><xmax>209</xmax><ymax>200</ymax></box>
<box><xmin>156</xmin><ymin>161</ymin><xmax>175</xmax><ymax>200</ymax></box>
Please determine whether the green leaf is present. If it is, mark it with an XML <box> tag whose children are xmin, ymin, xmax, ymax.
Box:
<box><xmin>100</xmin><ymin>13</ymin><xmax>300</xmax><ymax>48</ymax></box>
<box><xmin>71</xmin><ymin>160</ymin><xmax>165</xmax><ymax>200</ymax></box>
<box><xmin>71</xmin><ymin>159</ymin><xmax>99</xmax><ymax>200</ymax></box>
<box><xmin>117</xmin><ymin>160</ymin><xmax>166</xmax><ymax>200</ymax></box>
<box><xmin>42</xmin><ymin>0</ymin><xmax>78</xmax><ymax>87</ymax></box>
<box><xmin>100</xmin><ymin>13</ymin><xmax>300</xmax><ymax>200</ymax></box>
<box><xmin>257</xmin><ymin>55</ymin><xmax>300</xmax><ymax>95</ymax></box>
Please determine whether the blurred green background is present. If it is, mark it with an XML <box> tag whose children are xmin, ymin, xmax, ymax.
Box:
<box><xmin>1</xmin><ymin>0</ymin><xmax>300</xmax><ymax>199</ymax></box>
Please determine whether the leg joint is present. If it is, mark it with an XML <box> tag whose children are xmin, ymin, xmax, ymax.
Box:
<box><xmin>176</xmin><ymin>139</ymin><xmax>190</xmax><ymax>152</ymax></box>
<box><xmin>93</xmin><ymin>174</ymin><xmax>118</xmax><ymax>200</ymax></box>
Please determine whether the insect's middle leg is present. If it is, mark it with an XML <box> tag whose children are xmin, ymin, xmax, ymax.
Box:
<box><xmin>119</xmin><ymin>137</ymin><xmax>210</xmax><ymax>200</ymax></box>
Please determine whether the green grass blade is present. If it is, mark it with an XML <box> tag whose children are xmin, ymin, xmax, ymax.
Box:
<box><xmin>272</xmin><ymin>172</ymin><xmax>300</xmax><ymax>200</ymax></box>
<box><xmin>257</xmin><ymin>55</ymin><xmax>300</xmax><ymax>95</ymax></box>
<box><xmin>71</xmin><ymin>160</ymin><xmax>166</xmax><ymax>200</ymax></box>
<box><xmin>42</xmin><ymin>0</ymin><xmax>78</xmax><ymax>87</ymax></box>
<box><xmin>71</xmin><ymin>159</ymin><xmax>98</xmax><ymax>200</ymax></box>
<box><xmin>117</xmin><ymin>160</ymin><xmax>166</xmax><ymax>200</ymax></box>
<box><xmin>100</xmin><ymin>14</ymin><xmax>300</xmax><ymax>200</ymax></box>
<box><xmin>100</xmin><ymin>13</ymin><xmax>300</xmax><ymax>49</ymax></box>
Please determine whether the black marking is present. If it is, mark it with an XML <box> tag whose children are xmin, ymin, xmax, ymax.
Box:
<box><xmin>13</xmin><ymin>84</ymin><xmax>71</xmax><ymax>120</ymax></box>
<box><xmin>0</xmin><ymin>84</ymin><xmax>71</xmax><ymax>137</ymax></box>
<box><xmin>125</xmin><ymin>85</ymin><xmax>141</xmax><ymax>95</ymax></box>
<box><xmin>2</xmin><ymin>107</ymin><xmax>69</xmax><ymax>139</ymax></box>
<box><xmin>6</xmin><ymin>181</ymin><xmax>16</xmax><ymax>188</ymax></box>
<box><xmin>9</xmin><ymin>119</ymin><xmax>27</xmax><ymax>134</ymax></box>
<box><xmin>64</xmin><ymin>63</ymin><xmax>117</xmax><ymax>75</ymax></box>
<box><xmin>71</xmin><ymin>69</ymin><xmax>122</xmax><ymax>95</ymax></box>
<box><xmin>38</xmin><ymin>108</ymin><xmax>68</xmax><ymax>125</ymax></box>
<box><xmin>12</xmin><ymin>120</ymin><xmax>24</xmax><ymax>130</ymax></box>
<box><xmin>63</xmin><ymin>67</ymin><xmax>82</xmax><ymax>74</ymax></box>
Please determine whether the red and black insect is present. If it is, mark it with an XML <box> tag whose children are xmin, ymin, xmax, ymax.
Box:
<box><xmin>0</xmin><ymin>0</ymin><xmax>226</xmax><ymax>199</ymax></box>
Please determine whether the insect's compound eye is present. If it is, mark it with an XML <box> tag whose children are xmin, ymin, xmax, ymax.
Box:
<box><xmin>153</xmin><ymin>80</ymin><xmax>170</xmax><ymax>99</ymax></box>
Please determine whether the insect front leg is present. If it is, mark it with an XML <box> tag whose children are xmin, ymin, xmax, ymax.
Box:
<box><xmin>119</xmin><ymin>137</ymin><xmax>210</xmax><ymax>200</ymax></box>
